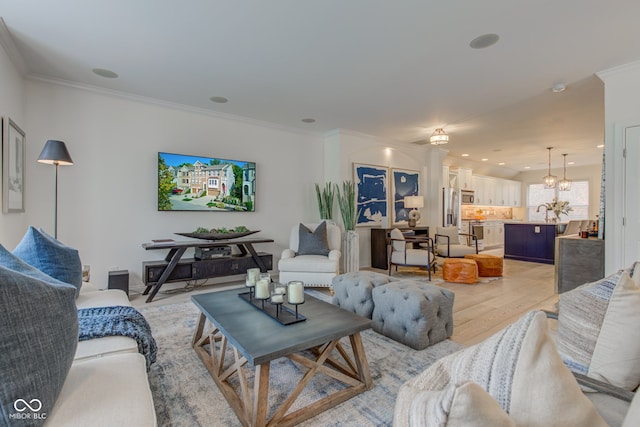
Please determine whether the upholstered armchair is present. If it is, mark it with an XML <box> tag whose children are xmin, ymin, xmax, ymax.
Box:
<box><xmin>388</xmin><ymin>228</ymin><xmax>436</xmax><ymax>280</ymax></box>
<box><xmin>434</xmin><ymin>226</ymin><xmax>478</xmax><ymax>258</ymax></box>
<box><xmin>278</xmin><ymin>221</ymin><xmax>341</xmax><ymax>289</ymax></box>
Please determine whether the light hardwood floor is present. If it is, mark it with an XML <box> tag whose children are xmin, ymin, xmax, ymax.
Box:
<box><xmin>130</xmin><ymin>257</ymin><xmax>558</xmax><ymax>347</ymax></box>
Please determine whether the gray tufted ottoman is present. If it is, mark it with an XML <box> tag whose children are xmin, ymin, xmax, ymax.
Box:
<box><xmin>372</xmin><ymin>280</ymin><xmax>455</xmax><ymax>350</ymax></box>
<box><xmin>331</xmin><ymin>271</ymin><xmax>397</xmax><ymax>318</ymax></box>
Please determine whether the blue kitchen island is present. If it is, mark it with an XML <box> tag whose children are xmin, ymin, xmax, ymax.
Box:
<box><xmin>504</xmin><ymin>222</ymin><xmax>559</xmax><ymax>264</ymax></box>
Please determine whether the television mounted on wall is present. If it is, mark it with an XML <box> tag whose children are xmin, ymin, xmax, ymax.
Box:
<box><xmin>157</xmin><ymin>152</ymin><xmax>256</xmax><ymax>212</ymax></box>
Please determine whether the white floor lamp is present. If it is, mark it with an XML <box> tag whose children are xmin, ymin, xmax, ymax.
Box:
<box><xmin>37</xmin><ymin>140</ymin><xmax>73</xmax><ymax>239</ymax></box>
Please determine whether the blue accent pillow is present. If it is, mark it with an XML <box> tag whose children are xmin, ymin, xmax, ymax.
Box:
<box><xmin>0</xmin><ymin>265</ymin><xmax>78</xmax><ymax>426</ymax></box>
<box><xmin>298</xmin><ymin>222</ymin><xmax>330</xmax><ymax>256</ymax></box>
<box><xmin>13</xmin><ymin>226</ymin><xmax>82</xmax><ymax>296</ymax></box>
<box><xmin>0</xmin><ymin>244</ymin><xmax>77</xmax><ymax>292</ymax></box>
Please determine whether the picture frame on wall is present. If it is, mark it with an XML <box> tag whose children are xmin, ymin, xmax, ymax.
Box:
<box><xmin>353</xmin><ymin>163</ymin><xmax>388</xmax><ymax>227</ymax></box>
<box><xmin>391</xmin><ymin>168</ymin><xmax>420</xmax><ymax>225</ymax></box>
<box><xmin>3</xmin><ymin>118</ymin><xmax>25</xmax><ymax>213</ymax></box>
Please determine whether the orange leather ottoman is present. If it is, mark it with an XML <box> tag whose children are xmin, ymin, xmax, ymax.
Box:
<box><xmin>464</xmin><ymin>254</ymin><xmax>503</xmax><ymax>277</ymax></box>
<box><xmin>443</xmin><ymin>258</ymin><xmax>478</xmax><ymax>284</ymax></box>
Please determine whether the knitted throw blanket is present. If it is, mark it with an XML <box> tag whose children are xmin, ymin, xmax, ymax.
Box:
<box><xmin>78</xmin><ymin>305</ymin><xmax>158</xmax><ymax>370</ymax></box>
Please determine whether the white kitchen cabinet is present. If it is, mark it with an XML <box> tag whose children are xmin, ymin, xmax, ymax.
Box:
<box><xmin>443</xmin><ymin>165</ymin><xmax>450</xmax><ymax>188</ymax></box>
<box><xmin>507</xmin><ymin>180</ymin><xmax>522</xmax><ymax>207</ymax></box>
<box><xmin>470</xmin><ymin>175</ymin><xmax>522</xmax><ymax>207</ymax></box>
<box><xmin>482</xmin><ymin>221</ymin><xmax>504</xmax><ymax>247</ymax></box>
<box><xmin>458</xmin><ymin>168</ymin><xmax>473</xmax><ymax>190</ymax></box>
<box><xmin>472</xmin><ymin>175</ymin><xmax>497</xmax><ymax>205</ymax></box>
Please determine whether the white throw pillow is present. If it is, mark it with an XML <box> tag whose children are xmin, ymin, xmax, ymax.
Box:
<box><xmin>394</xmin><ymin>311</ymin><xmax>607</xmax><ymax>427</ymax></box>
<box><xmin>558</xmin><ymin>270</ymin><xmax>640</xmax><ymax>390</ymax></box>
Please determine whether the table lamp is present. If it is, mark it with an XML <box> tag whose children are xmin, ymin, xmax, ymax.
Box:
<box><xmin>404</xmin><ymin>195</ymin><xmax>424</xmax><ymax>227</ymax></box>
<box><xmin>37</xmin><ymin>140</ymin><xmax>74</xmax><ymax>239</ymax></box>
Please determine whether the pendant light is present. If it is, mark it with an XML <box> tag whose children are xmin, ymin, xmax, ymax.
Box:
<box><xmin>430</xmin><ymin>128</ymin><xmax>449</xmax><ymax>145</ymax></box>
<box><xmin>558</xmin><ymin>153</ymin><xmax>572</xmax><ymax>191</ymax></box>
<box><xmin>542</xmin><ymin>147</ymin><xmax>557</xmax><ymax>189</ymax></box>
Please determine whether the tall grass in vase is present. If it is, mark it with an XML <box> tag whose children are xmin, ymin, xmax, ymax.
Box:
<box><xmin>315</xmin><ymin>182</ymin><xmax>335</xmax><ymax>221</ymax></box>
<box><xmin>336</xmin><ymin>180</ymin><xmax>359</xmax><ymax>273</ymax></box>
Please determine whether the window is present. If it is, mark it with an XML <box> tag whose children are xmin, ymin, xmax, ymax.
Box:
<box><xmin>527</xmin><ymin>181</ymin><xmax>589</xmax><ymax>221</ymax></box>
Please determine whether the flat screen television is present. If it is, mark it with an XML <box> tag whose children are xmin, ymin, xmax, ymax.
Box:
<box><xmin>157</xmin><ymin>152</ymin><xmax>256</xmax><ymax>212</ymax></box>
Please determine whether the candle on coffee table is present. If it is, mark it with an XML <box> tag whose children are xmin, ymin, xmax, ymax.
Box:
<box><xmin>287</xmin><ymin>281</ymin><xmax>304</xmax><ymax>304</ymax></box>
<box><xmin>247</xmin><ymin>268</ymin><xmax>260</xmax><ymax>284</ymax></box>
<box><xmin>255</xmin><ymin>279</ymin><xmax>270</xmax><ymax>299</ymax></box>
<box><xmin>271</xmin><ymin>294</ymin><xmax>284</xmax><ymax>304</ymax></box>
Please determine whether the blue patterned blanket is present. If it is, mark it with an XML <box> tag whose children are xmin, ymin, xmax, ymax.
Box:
<box><xmin>78</xmin><ymin>305</ymin><xmax>158</xmax><ymax>370</ymax></box>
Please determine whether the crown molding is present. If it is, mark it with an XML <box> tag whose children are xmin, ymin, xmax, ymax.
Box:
<box><xmin>27</xmin><ymin>73</ymin><xmax>324</xmax><ymax>139</ymax></box>
<box><xmin>0</xmin><ymin>17</ymin><xmax>28</xmax><ymax>74</ymax></box>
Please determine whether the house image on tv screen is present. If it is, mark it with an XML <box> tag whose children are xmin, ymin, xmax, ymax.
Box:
<box><xmin>158</xmin><ymin>152</ymin><xmax>256</xmax><ymax>212</ymax></box>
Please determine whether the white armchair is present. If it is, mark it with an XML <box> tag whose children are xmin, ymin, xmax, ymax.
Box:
<box><xmin>278</xmin><ymin>221</ymin><xmax>341</xmax><ymax>289</ymax></box>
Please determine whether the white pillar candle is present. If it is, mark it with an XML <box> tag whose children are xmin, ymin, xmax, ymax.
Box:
<box><xmin>245</xmin><ymin>277</ymin><xmax>256</xmax><ymax>287</ymax></box>
<box><xmin>288</xmin><ymin>281</ymin><xmax>304</xmax><ymax>304</ymax></box>
<box><xmin>274</xmin><ymin>286</ymin><xmax>286</xmax><ymax>295</ymax></box>
<box><xmin>255</xmin><ymin>279</ymin><xmax>270</xmax><ymax>299</ymax></box>
<box><xmin>247</xmin><ymin>268</ymin><xmax>260</xmax><ymax>283</ymax></box>
<box><xmin>271</xmin><ymin>294</ymin><xmax>284</xmax><ymax>304</ymax></box>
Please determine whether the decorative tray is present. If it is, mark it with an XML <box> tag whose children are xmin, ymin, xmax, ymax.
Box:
<box><xmin>174</xmin><ymin>230</ymin><xmax>260</xmax><ymax>240</ymax></box>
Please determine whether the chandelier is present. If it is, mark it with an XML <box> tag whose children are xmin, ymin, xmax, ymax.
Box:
<box><xmin>430</xmin><ymin>128</ymin><xmax>449</xmax><ymax>145</ymax></box>
<box><xmin>542</xmin><ymin>147</ymin><xmax>557</xmax><ymax>189</ymax></box>
<box><xmin>558</xmin><ymin>153</ymin><xmax>572</xmax><ymax>191</ymax></box>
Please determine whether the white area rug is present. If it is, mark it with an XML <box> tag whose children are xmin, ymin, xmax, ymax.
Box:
<box><xmin>140</xmin><ymin>295</ymin><xmax>463</xmax><ymax>426</ymax></box>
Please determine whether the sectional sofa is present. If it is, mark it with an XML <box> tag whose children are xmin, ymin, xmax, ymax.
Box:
<box><xmin>45</xmin><ymin>282</ymin><xmax>157</xmax><ymax>426</ymax></box>
<box><xmin>0</xmin><ymin>227</ymin><xmax>156</xmax><ymax>426</ymax></box>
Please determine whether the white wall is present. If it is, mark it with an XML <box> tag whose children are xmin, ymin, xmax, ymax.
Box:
<box><xmin>323</xmin><ymin>130</ymin><xmax>438</xmax><ymax>267</ymax></box>
<box><xmin>0</xmin><ymin>36</ymin><xmax>27</xmax><ymax>246</ymax></box>
<box><xmin>597</xmin><ymin>60</ymin><xmax>640</xmax><ymax>273</ymax></box>
<box><xmin>20</xmin><ymin>79</ymin><xmax>324</xmax><ymax>290</ymax></box>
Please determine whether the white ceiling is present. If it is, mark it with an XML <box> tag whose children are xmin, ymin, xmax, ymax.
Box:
<box><xmin>1</xmin><ymin>0</ymin><xmax>639</xmax><ymax>177</ymax></box>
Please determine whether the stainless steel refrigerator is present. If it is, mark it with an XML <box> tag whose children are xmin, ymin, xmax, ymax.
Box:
<box><xmin>443</xmin><ymin>187</ymin><xmax>460</xmax><ymax>229</ymax></box>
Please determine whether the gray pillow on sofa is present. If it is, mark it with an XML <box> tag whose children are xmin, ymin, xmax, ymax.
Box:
<box><xmin>0</xmin><ymin>244</ymin><xmax>75</xmax><ymax>291</ymax></box>
<box><xmin>12</xmin><ymin>226</ymin><xmax>82</xmax><ymax>296</ymax></box>
<box><xmin>297</xmin><ymin>222</ymin><xmax>330</xmax><ymax>256</ymax></box>
<box><xmin>0</xmin><ymin>265</ymin><xmax>78</xmax><ymax>427</ymax></box>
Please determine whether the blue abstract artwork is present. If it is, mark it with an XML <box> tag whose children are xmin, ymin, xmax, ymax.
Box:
<box><xmin>392</xmin><ymin>169</ymin><xmax>419</xmax><ymax>224</ymax></box>
<box><xmin>354</xmin><ymin>163</ymin><xmax>388</xmax><ymax>226</ymax></box>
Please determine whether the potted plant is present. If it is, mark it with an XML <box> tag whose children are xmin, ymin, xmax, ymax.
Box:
<box><xmin>336</xmin><ymin>180</ymin><xmax>359</xmax><ymax>273</ymax></box>
<box><xmin>315</xmin><ymin>182</ymin><xmax>335</xmax><ymax>221</ymax></box>
<box><xmin>545</xmin><ymin>198</ymin><xmax>573</xmax><ymax>222</ymax></box>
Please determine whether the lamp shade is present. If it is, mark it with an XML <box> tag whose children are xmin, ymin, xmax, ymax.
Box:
<box><xmin>404</xmin><ymin>195</ymin><xmax>424</xmax><ymax>209</ymax></box>
<box><xmin>37</xmin><ymin>140</ymin><xmax>73</xmax><ymax>165</ymax></box>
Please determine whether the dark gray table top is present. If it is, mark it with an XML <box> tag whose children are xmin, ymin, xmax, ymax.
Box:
<box><xmin>191</xmin><ymin>289</ymin><xmax>372</xmax><ymax>365</ymax></box>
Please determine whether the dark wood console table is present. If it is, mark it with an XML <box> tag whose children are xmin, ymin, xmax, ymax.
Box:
<box><xmin>141</xmin><ymin>238</ymin><xmax>274</xmax><ymax>302</ymax></box>
<box><xmin>370</xmin><ymin>226</ymin><xmax>429</xmax><ymax>269</ymax></box>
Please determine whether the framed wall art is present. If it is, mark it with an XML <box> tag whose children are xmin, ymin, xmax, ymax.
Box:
<box><xmin>3</xmin><ymin>118</ymin><xmax>25</xmax><ymax>213</ymax></box>
<box><xmin>391</xmin><ymin>168</ymin><xmax>420</xmax><ymax>225</ymax></box>
<box><xmin>353</xmin><ymin>163</ymin><xmax>388</xmax><ymax>227</ymax></box>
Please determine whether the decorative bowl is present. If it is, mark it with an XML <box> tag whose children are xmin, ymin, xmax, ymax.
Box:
<box><xmin>175</xmin><ymin>230</ymin><xmax>260</xmax><ymax>240</ymax></box>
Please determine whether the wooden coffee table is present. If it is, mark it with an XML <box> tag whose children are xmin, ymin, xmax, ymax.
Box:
<box><xmin>191</xmin><ymin>289</ymin><xmax>373</xmax><ymax>427</ymax></box>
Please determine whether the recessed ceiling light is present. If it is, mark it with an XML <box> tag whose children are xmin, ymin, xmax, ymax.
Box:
<box><xmin>551</xmin><ymin>83</ymin><xmax>566</xmax><ymax>93</ymax></box>
<box><xmin>461</xmin><ymin>153</ymin><xmax>469</xmax><ymax>157</ymax></box>
<box><xmin>597</xmin><ymin>144</ymin><xmax>604</xmax><ymax>148</ymax></box>
<box><xmin>301</xmin><ymin>118</ymin><xmax>316</xmax><ymax>123</ymax></box>
<box><xmin>209</xmin><ymin>96</ymin><xmax>229</xmax><ymax>103</ymax></box>
<box><xmin>469</xmin><ymin>33</ymin><xmax>500</xmax><ymax>49</ymax></box>
<box><xmin>92</xmin><ymin>68</ymin><xmax>118</xmax><ymax>78</ymax></box>
<box><xmin>524</xmin><ymin>166</ymin><xmax>531</xmax><ymax>169</ymax></box>
<box><xmin>498</xmin><ymin>162</ymin><xmax>505</xmax><ymax>166</ymax></box>
<box><xmin>568</xmin><ymin>161</ymin><xmax>575</xmax><ymax>165</ymax></box>
<box><xmin>481</xmin><ymin>158</ymin><xmax>489</xmax><ymax>162</ymax></box>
